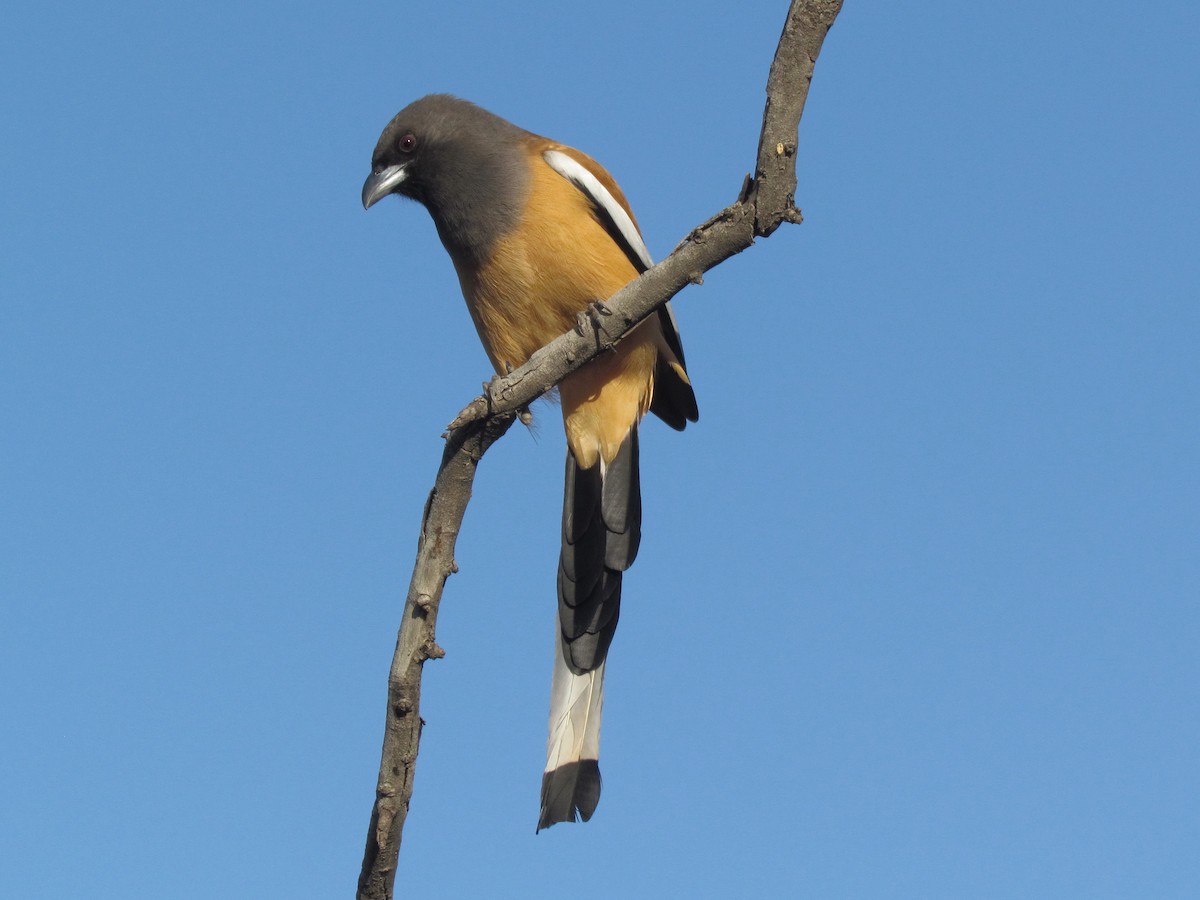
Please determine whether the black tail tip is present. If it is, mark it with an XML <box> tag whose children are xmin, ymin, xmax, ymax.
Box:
<box><xmin>537</xmin><ymin>761</ymin><xmax>602</xmax><ymax>832</ymax></box>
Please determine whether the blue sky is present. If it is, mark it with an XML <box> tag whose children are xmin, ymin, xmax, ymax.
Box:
<box><xmin>3</xmin><ymin>1</ymin><xmax>1197</xmax><ymax>897</ymax></box>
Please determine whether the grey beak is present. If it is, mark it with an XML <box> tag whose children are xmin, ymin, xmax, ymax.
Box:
<box><xmin>362</xmin><ymin>164</ymin><xmax>409</xmax><ymax>209</ymax></box>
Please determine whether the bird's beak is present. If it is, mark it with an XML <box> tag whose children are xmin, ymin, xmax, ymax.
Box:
<box><xmin>362</xmin><ymin>164</ymin><xmax>408</xmax><ymax>209</ymax></box>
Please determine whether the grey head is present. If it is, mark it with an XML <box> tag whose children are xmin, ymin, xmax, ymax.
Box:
<box><xmin>361</xmin><ymin>94</ymin><xmax>533</xmax><ymax>266</ymax></box>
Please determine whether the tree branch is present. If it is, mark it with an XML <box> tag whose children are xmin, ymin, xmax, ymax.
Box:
<box><xmin>357</xmin><ymin>2</ymin><xmax>843</xmax><ymax>896</ymax></box>
<box><xmin>356</xmin><ymin>415</ymin><xmax>513</xmax><ymax>900</ymax></box>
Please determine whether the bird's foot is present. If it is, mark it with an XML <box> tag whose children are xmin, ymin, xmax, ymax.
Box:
<box><xmin>574</xmin><ymin>300</ymin><xmax>613</xmax><ymax>344</ymax></box>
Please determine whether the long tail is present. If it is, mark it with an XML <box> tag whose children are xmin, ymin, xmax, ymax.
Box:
<box><xmin>538</xmin><ymin>428</ymin><xmax>640</xmax><ymax>830</ymax></box>
<box><xmin>539</xmin><ymin>636</ymin><xmax>605</xmax><ymax>830</ymax></box>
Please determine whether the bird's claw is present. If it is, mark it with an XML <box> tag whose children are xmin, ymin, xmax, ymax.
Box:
<box><xmin>574</xmin><ymin>301</ymin><xmax>614</xmax><ymax>340</ymax></box>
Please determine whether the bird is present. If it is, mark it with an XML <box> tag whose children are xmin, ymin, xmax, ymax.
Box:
<box><xmin>362</xmin><ymin>94</ymin><xmax>698</xmax><ymax>830</ymax></box>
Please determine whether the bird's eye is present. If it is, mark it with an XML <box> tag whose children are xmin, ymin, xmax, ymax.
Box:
<box><xmin>398</xmin><ymin>133</ymin><xmax>417</xmax><ymax>153</ymax></box>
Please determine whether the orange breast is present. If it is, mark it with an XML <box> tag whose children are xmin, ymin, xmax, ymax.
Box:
<box><xmin>458</xmin><ymin>140</ymin><xmax>660</xmax><ymax>468</ymax></box>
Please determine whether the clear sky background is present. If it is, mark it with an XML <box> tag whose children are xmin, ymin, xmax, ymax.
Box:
<box><xmin>3</xmin><ymin>1</ymin><xmax>1197</xmax><ymax>897</ymax></box>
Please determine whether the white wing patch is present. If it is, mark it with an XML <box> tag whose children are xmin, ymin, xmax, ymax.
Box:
<box><xmin>543</xmin><ymin>149</ymin><xmax>654</xmax><ymax>272</ymax></box>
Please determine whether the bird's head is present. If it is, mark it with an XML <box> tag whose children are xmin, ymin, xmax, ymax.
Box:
<box><xmin>361</xmin><ymin>94</ymin><xmax>532</xmax><ymax>263</ymax></box>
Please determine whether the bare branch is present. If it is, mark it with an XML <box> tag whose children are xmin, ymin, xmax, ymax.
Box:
<box><xmin>357</xmin><ymin>2</ymin><xmax>843</xmax><ymax>896</ymax></box>
<box><xmin>754</xmin><ymin>0</ymin><xmax>843</xmax><ymax>235</ymax></box>
<box><xmin>357</xmin><ymin>416</ymin><xmax>513</xmax><ymax>900</ymax></box>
